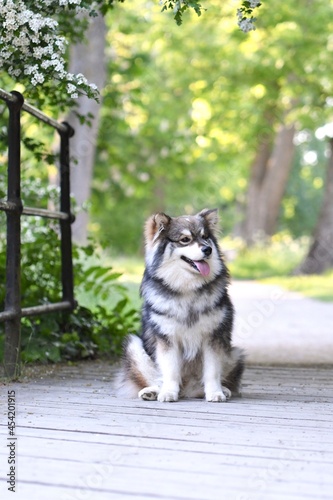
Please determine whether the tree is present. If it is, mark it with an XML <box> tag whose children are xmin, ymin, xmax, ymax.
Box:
<box><xmin>296</xmin><ymin>136</ymin><xmax>333</xmax><ymax>274</ymax></box>
<box><xmin>92</xmin><ymin>2</ymin><xmax>248</xmax><ymax>252</ymax></box>
<box><xmin>0</xmin><ymin>0</ymin><xmax>259</xmax><ymax>111</ymax></box>
<box><xmin>233</xmin><ymin>0</ymin><xmax>333</xmax><ymax>243</ymax></box>
<box><xmin>242</xmin><ymin>120</ymin><xmax>296</xmax><ymax>244</ymax></box>
<box><xmin>3</xmin><ymin>0</ymin><xmax>333</xmax><ymax>266</ymax></box>
<box><xmin>66</xmin><ymin>0</ymin><xmax>259</xmax><ymax>244</ymax></box>
<box><xmin>89</xmin><ymin>0</ymin><xmax>333</xmax><ymax>254</ymax></box>
<box><xmin>67</xmin><ymin>13</ymin><xmax>107</xmax><ymax>244</ymax></box>
<box><xmin>1</xmin><ymin>0</ymin><xmax>261</xmax><ymax>247</ymax></box>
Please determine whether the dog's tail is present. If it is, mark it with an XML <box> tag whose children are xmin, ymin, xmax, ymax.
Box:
<box><xmin>114</xmin><ymin>334</ymin><xmax>159</xmax><ymax>398</ymax></box>
<box><xmin>222</xmin><ymin>347</ymin><xmax>245</xmax><ymax>396</ymax></box>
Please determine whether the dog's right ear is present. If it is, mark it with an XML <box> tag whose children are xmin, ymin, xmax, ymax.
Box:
<box><xmin>145</xmin><ymin>213</ymin><xmax>171</xmax><ymax>245</ymax></box>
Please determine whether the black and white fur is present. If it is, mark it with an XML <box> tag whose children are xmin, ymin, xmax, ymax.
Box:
<box><xmin>117</xmin><ymin>209</ymin><xmax>244</xmax><ymax>402</ymax></box>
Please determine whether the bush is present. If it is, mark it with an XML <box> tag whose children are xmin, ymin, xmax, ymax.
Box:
<box><xmin>225</xmin><ymin>234</ymin><xmax>307</xmax><ymax>280</ymax></box>
<box><xmin>0</xmin><ymin>178</ymin><xmax>140</xmax><ymax>365</ymax></box>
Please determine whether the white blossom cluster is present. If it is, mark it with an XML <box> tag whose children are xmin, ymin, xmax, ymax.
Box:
<box><xmin>237</xmin><ymin>1</ymin><xmax>261</xmax><ymax>33</ymax></box>
<box><xmin>0</xmin><ymin>0</ymin><xmax>99</xmax><ymax>100</ymax></box>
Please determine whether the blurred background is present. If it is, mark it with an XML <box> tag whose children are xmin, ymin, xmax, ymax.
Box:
<box><xmin>1</xmin><ymin>0</ymin><xmax>332</xmax><ymax>365</ymax></box>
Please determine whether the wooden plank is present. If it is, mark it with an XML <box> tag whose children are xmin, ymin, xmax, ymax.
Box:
<box><xmin>6</xmin><ymin>435</ymin><xmax>333</xmax><ymax>479</ymax></box>
<box><xmin>12</xmin><ymin>393</ymin><xmax>333</xmax><ymax>443</ymax></box>
<box><xmin>15</xmin><ymin>393</ymin><xmax>333</xmax><ymax>428</ymax></box>
<box><xmin>1</xmin><ymin>362</ymin><xmax>332</xmax><ymax>500</ymax></box>
<box><xmin>2</xmin><ymin>453</ymin><xmax>333</xmax><ymax>500</ymax></box>
<box><xmin>2</xmin><ymin>427</ymin><xmax>332</xmax><ymax>465</ymax></box>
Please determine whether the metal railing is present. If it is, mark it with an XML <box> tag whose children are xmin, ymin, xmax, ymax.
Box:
<box><xmin>0</xmin><ymin>89</ymin><xmax>76</xmax><ymax>378</ymax></box>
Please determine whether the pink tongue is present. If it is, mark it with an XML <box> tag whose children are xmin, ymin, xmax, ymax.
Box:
<box><xmin>194</xmin><ymin>260</ymin><xmax>210</xmax><ymax>277</ymax></box>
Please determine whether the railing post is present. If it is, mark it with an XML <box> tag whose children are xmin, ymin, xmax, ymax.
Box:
<box><xmin>58</xmin><ymin>122</ymin><xmax>76</xmax><ymax>308</ymax></box>
<box><xmin>4</xmin><ymin>91</ymin><xmax>24</xmax><ymax>379</ymax></box>
<box><xmin>1</xmin><ymin>90</ymin><xmax>76</xmax><ymax>376</ymax></box>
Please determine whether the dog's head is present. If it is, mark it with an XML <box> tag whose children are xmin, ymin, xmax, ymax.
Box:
<box><xmin>144</xmin><ymin>209</ymin><xmax>223</xmax><ymax>291</ymax></box>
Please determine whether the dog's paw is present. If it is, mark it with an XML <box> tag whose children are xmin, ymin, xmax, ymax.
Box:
<box><xmin>222</xmin><ymin>386</ymin><xmax>232</xmax><ymax>400</ymax></box>
<box><xmin>138</xmin><ymin>386</ymin><xmax>158</xmax><ymax>401</ymax></box>
<box><xmin>206</xmin><ymin>387</ymin><xmax>231</xmax><ymax>403</ymax></box>
<box><xmin>157</xmin><ymin>390</ymin><xmax>179</xmax><ymax>402</ymax></box>
<box><xmin>206</xmin><ymin>391</ymin><xmax>226</xmax><ymax>402</ymax></box>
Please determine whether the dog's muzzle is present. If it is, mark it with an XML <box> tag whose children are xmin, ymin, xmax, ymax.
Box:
<box><xmin>181</xmin><ymin>255</ymin><xmax>211</xmax><ymax>276</ymax></box>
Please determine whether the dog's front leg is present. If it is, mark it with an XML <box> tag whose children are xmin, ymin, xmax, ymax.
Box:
<box><xmin>156</xmin><ymin>340</ymin><xmax>181</xmax><ymax>402</ymax></box>
<box><xmin>203</xmin><ymin>345</ymin><xmax>230</xmax><ymax>402</ymax></box>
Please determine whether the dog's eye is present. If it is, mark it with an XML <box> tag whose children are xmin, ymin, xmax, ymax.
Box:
<box><xmin>179</xmin><ymin>236</ymin><xmax>192</xmax><ymax>245</ymax></box>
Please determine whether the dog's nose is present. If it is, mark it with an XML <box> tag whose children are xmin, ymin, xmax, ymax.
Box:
<box><xmin>201</xmin><ymin>245</ymin><xmax>212</xmax><ymax>257</ymax></box>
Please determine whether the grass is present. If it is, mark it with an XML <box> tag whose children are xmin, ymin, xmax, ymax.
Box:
<box><xmin>259</xmin><ymin>272</ymin><xmax>333</xmax><ymax>302</ymax></box>
<box><xmin>226</xmin><ymin>236</ymin><xmax>333</xmax><ymax>302</ymax></box>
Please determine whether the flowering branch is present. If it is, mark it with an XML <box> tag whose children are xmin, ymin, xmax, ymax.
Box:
<box><xmin>237</xmin><ymin>1</ymin><xmax>261</xmax><ymax>33</ymax></box>
<box><xmin>0</xmin><ymin>0</ymin><xmax>100</xmax><ymax>108</ymax></box>
<box><xmin>0</xmin><ymin>0</ymin><xmax>262</xmax><ymax>112</ymax></box>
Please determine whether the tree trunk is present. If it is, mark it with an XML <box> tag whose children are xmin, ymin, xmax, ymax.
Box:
<box><xmin>240</xmin><ymin>122</ymin><xmax>296</xmax><ymax>244</ymax></box>
<box><xmin>241</xmin><ymin>135</ymin><xmax>273</xmax><ymax>243</ymax></box>
<box><xmin>295</xmin><ymin>138</ymin><xmax>333</xmax><ymax>274</ymax></box>
<box><xmin>257</xmin><ymin>122</ymin><xmax>296</xmax><ymax>236</ymax></box>
<box><xmin>67</xmin><ymin>14</ymin><xmax>107</xmax><ymax>244</ymax></box>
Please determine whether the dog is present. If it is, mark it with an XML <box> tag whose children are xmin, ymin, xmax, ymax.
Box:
<box><xmin>117</xmin><ymin>208</ymin><xmax>244</xmax><ymax>402</ymax></box>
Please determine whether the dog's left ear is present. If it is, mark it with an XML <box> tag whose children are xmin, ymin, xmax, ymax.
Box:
<box><xmin>145</xmin><ymin>212</ymin><xmax>171</xmax><ymax>245</ymax></box>
<box><xmin>197</xmin><ymin>208</ymin><xmax>219</xmax><ymax>232</ymax></box>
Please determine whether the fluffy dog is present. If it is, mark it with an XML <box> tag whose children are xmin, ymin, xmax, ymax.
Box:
<box><xmin>117</xmin><ymin>209</ymin><xmax>244</xmax><ymax>402</ymax></box>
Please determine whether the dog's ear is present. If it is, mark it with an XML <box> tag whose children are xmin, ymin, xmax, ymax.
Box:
<box><xmin>197</xmin><ymin>208</ymin><xmax>219</xmax><ymax>232</ymax></box>
<box><xmin>145</xmin><ymin>212</ymin><xmax>171</xmax><ymax>245</ymax></box>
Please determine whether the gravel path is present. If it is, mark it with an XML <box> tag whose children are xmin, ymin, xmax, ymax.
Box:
<box><xmin>230</xmin><ymin>280</ymin><xmax>333</xmax><ymax>365</ymax></box>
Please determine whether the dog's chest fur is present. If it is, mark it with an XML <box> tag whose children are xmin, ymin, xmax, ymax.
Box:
<box><xmin>141</xmin><ymin>274</ymin><xmax>230</xmax><ymax>361</ymax></box>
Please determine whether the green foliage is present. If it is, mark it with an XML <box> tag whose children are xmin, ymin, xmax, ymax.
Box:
<box><xmin>90</xmin><ymin>0</ymin><xmax>333</xmax><ymax>253</ymax></box>
<box><xmin>0</xmin><ymin>177</ymin><xmax>140</xmax><ymax>365</ymax></box>
<box><xmin>0</xmin><ymin>0</ymin><xmax>223</xmax><ymax>114</ymax></box>
<box><xmin>228</xmin><ymin>235</ymin><xmax>307</xmax><ymax>280</ymax></box>
<box><xmin>93</xmin><ymin>2</ymin><xmax>248</xmax><ymax>253</ymax></box>
<box><xmin>0</xmin><ymin>92</ymin><xmax>139</xmax><ymax>365</ymax></box>
<box><xmin>160</xmin><ymin>0</ymin><xmax>204</xmax><ymax>26</ymax></box>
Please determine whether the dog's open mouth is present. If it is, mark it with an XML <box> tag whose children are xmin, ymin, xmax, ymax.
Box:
<box><xmin>181</xmin><ymin>256</ymin><xmax>210</xmax><ymax>277</ymax></box>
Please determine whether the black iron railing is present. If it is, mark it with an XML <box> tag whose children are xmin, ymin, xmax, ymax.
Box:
<box><xmin>0</xmin><ymin>89</ymin><xmax>76</xmax><ymax>378</ymax></box>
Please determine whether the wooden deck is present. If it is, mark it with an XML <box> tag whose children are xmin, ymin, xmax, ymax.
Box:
<box><xmin>1</xmin><ymin>361</ymin><xmax>333</xmax><ymax>500</ymax></box>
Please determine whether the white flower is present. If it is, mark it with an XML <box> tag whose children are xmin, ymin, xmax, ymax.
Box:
<box><xmin>24</xmin><ymin>64</ymin><xmax>38</xmax><ymax>76</ymax></box>
<box><xmin>0</xmin><ymin>0</ymin><xmax>99</xmax><ymax>98</ymax></box>
<box><xmin>31</xmin><ymin>73</ymin><xmax>45</xmax><ymax>85</ymax></box>
<box><xmin>237</xmin><ymin>8</ymin><xmax>243</xmax><ymax>21</ymax></box>
<box><xmin>8</xmin><ymin>66</ymin><xmax>22</xmax><ymax>77</ymax></box>
<box><xmin>237</xmin><ymin>1</ymin><xmax>260</xmax><ymax>33</ymax></box>
<box><xmin>1</xmin><ymin>51</ymin><xmax>11</xmax><ymax>60</ymax></box>
<box><xmin>33</xmin><ymin>47</ymin><xmax>44</xmax><ymax>59</ymax></box>
<box><xmin>238</xmin><ymin>18</ymin><xmax>257</xmax><ymax>33</ymax></box>
<box><xmin>67</xmin><ymin>83</ymin><xmax>77</xmax><ymax>94</ymax></box>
